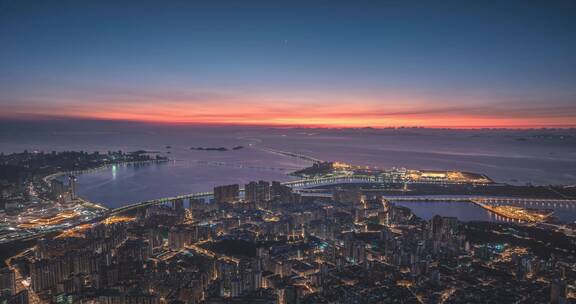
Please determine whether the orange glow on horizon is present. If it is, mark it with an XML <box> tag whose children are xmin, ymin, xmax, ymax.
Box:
<box><xmin>2</xmin><ymin>92</ymin><xmax>574</xmax><ymax>129</ymax></box>
<box><xmin>20</xmin><ymin>110</ymin><xmax>573</xmax><ymax>129</ymax></box>
<box><xmin>43</xmin><ymin>106</ymin><xmax>576</xmax><ymax>129</ymax></box>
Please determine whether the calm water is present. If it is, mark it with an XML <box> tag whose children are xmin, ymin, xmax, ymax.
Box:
<box><xmin>74</xmin><ymin>154</ymin><xmax>304</xmax><ymax>208</ymax></box>
<box><xmin>1</xmin><ymin>122</ymin><xmax>575</xmax><ymax>221</ymax></box>
<box><xmin>394</xmin><ymin>201</ymin><xmax>576</xmax><ymax>223</ymax></box>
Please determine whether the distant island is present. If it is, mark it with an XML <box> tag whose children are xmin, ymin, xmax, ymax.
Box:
<box><xmin>190</xmin><ymin>145</ymin><xmax>244</xmax><ymax>151</ymax></box>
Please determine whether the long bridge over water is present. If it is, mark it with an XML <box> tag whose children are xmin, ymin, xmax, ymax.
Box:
<box><xmin>109</xmin><ymin>175</ymin><xmax>576</xmax><ymax>216</ymax></box>
<box><xmin>109</xmin><ymin>175</ymin><xmax>381</xmax><ymax>214</ymax></box>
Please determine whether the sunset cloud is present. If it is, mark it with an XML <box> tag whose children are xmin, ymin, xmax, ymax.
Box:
<box><xmin>2</xmin><ymin>89</ymin><xmax>574</xmax><ymax>128</ymax></box>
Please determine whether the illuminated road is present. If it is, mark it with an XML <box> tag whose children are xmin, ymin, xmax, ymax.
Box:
<box><xmin>470</xmin><ymin>199</ymin><xmax>552</xmax><ymax>223</ymax></box>
<box><xmin>5</xmin><ymin>249</ymin><xmax>42</xmax><ymax>304</ymax></box>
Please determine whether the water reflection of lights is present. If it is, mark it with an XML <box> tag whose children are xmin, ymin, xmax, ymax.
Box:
<box><xmin>112</xmin><ymin>164</ymin><xmax>117</xmax><ymax>180</ymax></box>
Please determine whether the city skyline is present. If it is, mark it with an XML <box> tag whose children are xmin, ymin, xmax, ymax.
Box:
<box><xmin>1</xmin><ymin>0</ymin><xmax>575</xmax><ymax>128</ymax></box>
<box><xmin>1</xmin><ymin>2</ymin><xmax>575</xmax><ymax>302</ymax></box>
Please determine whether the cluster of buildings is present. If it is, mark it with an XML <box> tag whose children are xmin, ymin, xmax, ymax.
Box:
<box><xmin>1</xmin><ymin>267</ymin><xmax>28</xmax><ymax>304</ymax></box>
<box><xmin>0</xmin><ymin>150</ymin><xmax>167</xmax><ymax>243</ymax></box>
<box><xmin>49</xmin><ymin>176</ymin><xmax>77</xmax><ymax>204</ymax></box>
<box><xmin>3</xmin><ymin>180</ymin><xmax>575</xmax><ymax>304</ymax></box>
<box><xmin>291</xmin><ymin>161</ymin><xmax>493</xmax><ymax>185</ymax></box>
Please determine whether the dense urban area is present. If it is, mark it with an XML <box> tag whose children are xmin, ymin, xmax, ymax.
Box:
<box><xmin>1</xmin><ymin>152</ymin><xmax>575</xmax><ymax>304</ymax></box>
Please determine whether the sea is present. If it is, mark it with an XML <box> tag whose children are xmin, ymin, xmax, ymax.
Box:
<box><xmin>1</xmin><ymin>120</ymin><xmax>575</xmax><ymax>222</ymax></box>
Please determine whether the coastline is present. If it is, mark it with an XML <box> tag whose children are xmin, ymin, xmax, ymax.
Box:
<box><xmin>41</xmin><ymin>158</ymin><xmax>170</xmax><ymax>210</ymax></box>
<box><xmin>43</xmin><ymin>158</ymin><xmax>169</xmax><ymax>184</ymax></box>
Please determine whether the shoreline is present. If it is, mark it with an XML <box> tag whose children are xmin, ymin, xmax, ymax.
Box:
<box><xmin>43</xmin><ymin>158</ymin><xmax>169</xmax><ymax>184</ymax></box>
<box><xmin>40</xmin><ymin>158</ymin><xmax>170</xmax><ymax>211</ymax></box>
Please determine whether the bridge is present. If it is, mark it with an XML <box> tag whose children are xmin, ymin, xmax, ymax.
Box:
<box><xmin>110</xmin><ymin>175</ymin><xmax>387</xmax><ymax>214</ymax></box>
<box><xmin>110</xmin><ymin>177</ymin><xmax>576</xmax><ymax>216</ymax></box>
<box><xmin>285</xmin><ymin>175</ymin><xmax>381</xmax><ymax>188</ymax></box>
<box><xmin>110</xmin><ymin>191</ymin><xmax>213</xmax><ymax>215</ymax></box>
<box><xmin>94</xmin><ymin>167</ymin><xmax>542</xmax><ymax>216</ymax></box>
<box><xmin>471</xmin><ymin>197</ymin><xmax>576</xmax><ymax>208</ymax></box>
<box><xmin>108</xmin><ymin>173</ymin><xmax>576</xmax><ymax>215</ymax></box>
<box><xmin>108</xmin><ymin>175</ymin><xmax>375</xmax><ymax>215</ymax></box>
<box><xmin>295</xmin><ymin>191</ymin><xmax>576</xmax><ymax>206</ymax></box>
<box><xmin>255</xmin><ymin>146</ymin><xmax>323</xmax><ymax>163</ymax></box>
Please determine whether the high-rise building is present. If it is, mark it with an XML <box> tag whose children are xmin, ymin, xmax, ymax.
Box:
<box><xmin>283</xmin><ymin>285</ymin><xmax>299</xmax><ymax>304</ymax></box>
<box><xmin>245</xmin><ymin>180</ymin><xmax>270</xmax><ymax>206</ymax></box>
<box><xmin>0</xmin><ymin>267</ymin><xmax>16</xmax><ymax>297</ymax></box>
<box><xmin>271</xmin><ymin>181</ymin><xmax>297</xmax><ymax>204</ymax></box>
<box><xmin>1</xmin><ymin>290</ymin><xmax>28</xmax><ymax>304</ymax></box>
<box><xmin>429</xmin><ymin>215</ymin><xmax>458</xmax><ymax>241</ymax></box>
<box><xmin>116</xmin><ymin>239</ymin><xmax>151</xmax><ymax>262</ymax></box>
<box><xmin>214</xmin><ymin>184</ymin><xmax>239</xmax><ymax>204</ymax></box>
<box><xmin>168</xmin><ymin>225</ymin><xmax>198</xmax><ymax>250</ymax></box>
<box><xmin>332</xmin><ymin>187</ymin><xmax>362</xmax><ymax>205</ymax></box>
<box><xmin>245</xmin><ymin>181</ymin><xmax>258</xmax><ymax>203</ymax></box>
<box><xmin>30</xmin><ymin>259</ymin><xmax>64</xmax><ymax>292</ymax></box>
<box><xmin>68</xmin><ymin>175</ymin><xmax>77</xmax><ymax>200</ymax></box>
<box><xmin>172</xmin><ymin>199</ymin><xmax>185</xmax><ymax>221</ymax></box>
<box><xmin>257</xmin><ymin>180</ymin><xmax>271</xmax><ymax>202</ymax></box>
<box><xmin>50</xmin><ymin>179</ymin><xmax>65</xmax><ymax>198</ymax></box>
<box><xmin>550</xmin><ymin>279</ymin><xmax>567</xmax><ymax>304</ymax></box>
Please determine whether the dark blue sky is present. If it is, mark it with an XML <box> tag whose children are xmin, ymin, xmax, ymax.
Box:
<box><xmin>1</xmin><ymin>0</ymin><xmax>575</xmax><ymax>127</ymax></box>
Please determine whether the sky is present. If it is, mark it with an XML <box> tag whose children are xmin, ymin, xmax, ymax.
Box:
<box><xmin>0</xmin><ymin>0</ymin><xmax>575</xmax><ymax>128</ymax></box>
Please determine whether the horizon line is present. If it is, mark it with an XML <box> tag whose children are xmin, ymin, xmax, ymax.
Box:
<box><xmin>1</xmin><ymin>115</ymin><xmax>576</xmax><ymax>130</ymax></box>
